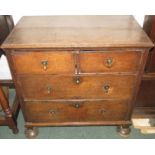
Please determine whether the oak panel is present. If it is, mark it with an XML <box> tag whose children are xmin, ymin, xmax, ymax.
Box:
<box><xmin>2</xmin><ymin>16</ymin><xmax>153</xmax><ymax>49</ymax></box>
<box><xmin>17</xmin><ymin>75</ymin><xmax>136</xmax><ymax>100</ymax></box>
<box><xmin>79</xmin><ymin>51</ymin><xmax>141</xmax><ymax>73</ymax></box>
<box><xmin>24</xmin><ymin>100</ymin><xmax>129</xmax><ymax>123</ymax></box>
<box><xmin>11</xmin><ymin>51</ymin><xmax>75</xmax><ymax>74</ymax></box>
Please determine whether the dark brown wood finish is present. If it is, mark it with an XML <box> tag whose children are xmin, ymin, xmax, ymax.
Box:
<box><xmin>2</xmin><ymin>16</ymin><xmax>153</xmax><ymax>138</ymax></box>
<box><xmin>0</xmin><ymin>80</ymin><xmax>14</xmax><ymax>88</ymax></box>
<box><xmin>128</xmin><ymin>50</ymin><xmax>149</xmax><ymax>119</ymax></box>
<box><xmin>136</xmin><ymin>15</ymin><xmax>155</xmax><ymax>108</ymax></box>
<box><xmin>0</xmin><ymin>16</ymin><xmax>14</xmax><ymax>45</ymax></box>
<box><xmin>0</xmin><ymin>15</ymin><xmax>19</xmax><ymax>134</ymax></box>
<box><xmin>136</xmin><ymin>80</ymin><xmax>155</xmax><ymax>107</ymax></box>
<box><xmin>0</xmin><ymin>87</ymin><xmax>18</xmax><ymax>133</ymax></box>
<box><xmin>24</xmin><ymin>100</ymin><xmax>129</xmax><ymax>123</ymax></box>
<box><xmin>0</xmin><ymin>15</ymin><xmax>14</xmax><ymax>56</ymax></box>
<box><xmin>143</xmin><ymin>16</ymin><xmax>155</xmax><ymax>72</ymax></box>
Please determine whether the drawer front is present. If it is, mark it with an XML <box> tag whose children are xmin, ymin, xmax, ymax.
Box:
<box><xmin>24</xmin><ymin>100</ymin><xmax>129</xmax><ymax>123</ymax></box>
<box><xmin>18</xmin><ymin>75</ymin><xmax>136</xmax><ymax>100</ymax></box>
<box><xmin>79</xmin><ymin>51</ymin><xmax>141</xmax><ymax>73</ymax></box>
<box><xmin>11</xmin><ymin>51</ymin><xmax>75</xmax><ymax>74</ymax></box>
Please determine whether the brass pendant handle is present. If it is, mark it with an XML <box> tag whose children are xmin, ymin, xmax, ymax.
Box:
<box><xmin>105</xmin><ymin>58</ymin><xmax>113</xmax><ymax>68</ymax></box>
<box><xmin>75</xmin><ymin>77</ymin><xmax>81</xmax><ymax>84</ymax></box>
<box><xmin>49</xmin><ymin>109</ymin><xmax>57</xmax><ymax>115</ymax></box>
<box><xmin>74</xmin><ymin>103</ymin><xmax>80</xmax><ymax>108</ymax></box>
<box><xmin>100</xmin><ymin>108</ymin><xmax>107</xmax><ymax>114</ymax></box>
<box><xmin>103</xmin><ymin>84</ymin><xmax>110</xmax><ymax>93</ymax></box>
<box><xmin>41</xmin><ymin>60</ymin><xmax>48</xmax><ymax>70</ymax></box>
<box><xmin>47</xmin><ymin>86</ymin><xmax>52</xmax><ymax>94</ymax></box>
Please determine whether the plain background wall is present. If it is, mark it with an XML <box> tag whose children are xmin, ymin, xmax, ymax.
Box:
<box><xmin>0</xmin><ymin>15</ymin><xmax>145</xmax><ymax>79</ymax></box>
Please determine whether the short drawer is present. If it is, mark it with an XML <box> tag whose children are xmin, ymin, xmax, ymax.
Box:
<box><xmin>79</xmin><ymin>51</ymin><xmax>142</xmax><ymax>73</ymax></box>
<box><xmin>18</xmin><ymin>75</ymin><xmax>136</xmax><ymax>100</ymax></box>
<box><xmin>24</xmin><ymin>100</ymin><xmax>129</xmax><ymax>123</ymax></box>
<box><xmin>11</xmin><ymin>51</ymin><xmax>75</xmax><ymax>74</ymax></box>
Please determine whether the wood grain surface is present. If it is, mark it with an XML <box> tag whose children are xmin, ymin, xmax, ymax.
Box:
<box><xmin>1</xmin><ymin>16</ymin><xmax>154</xmax><ymax>49</ymax></box>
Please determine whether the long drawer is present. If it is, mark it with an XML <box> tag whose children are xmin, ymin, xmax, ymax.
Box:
<box><xmin>11</xmin><ymin>50</ymin><xmax>141</xmax><ymax>75</ymax></box>
<box><xmin>17</xmin><ymin>75</ymin><xmax>136</xmax><ymax>100</ymax></box>
<box><xmin>23</xmin><ymin>100</ymin><xmax>129</xmax><ymax>123</ymax></box>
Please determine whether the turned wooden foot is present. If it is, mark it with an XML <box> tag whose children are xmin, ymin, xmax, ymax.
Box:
<box><xmin>117</xmin><ymin>125</ymin><xmax>131</xmax><ymax>137</ymax></box>
<box><xmin>25</xmin><ymin>127</ymin><xmax>39</xmax><ymax>138</ymax></box>
<box><xmin>12</xmin><ymin>127</ymin><xmax>19</xmax><ymax>134</ymax></box>
<box><xmin>0</xmin><ymin>87</ymin><xmax>19</xmax><ymax>134</ymax></box>
<box><xmin>7</xmin><ymin>117</ymin><xmax>19</xmax><ymax>134</ymax></box>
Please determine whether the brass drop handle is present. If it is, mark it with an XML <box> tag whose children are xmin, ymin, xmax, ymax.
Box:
<box><xmin>47</xmin><ymin>86</ymin><xmax>52</xmax><ymax>94</ymax></box>
<box><xmin>105</xmin><ymin>58</ymin><xmax>113</xmax><ymax>68</ymax></box>
<box><xmin>103</xmin><ymin>84</ymin><xmax>110</xmax><ymax>93</ymax></box>
<box><xmin>100</xmin><ymin>109</ymin><xmax>107</xmax><ymax>114</ymax></box>
<box><xmin>41</xmin><ymin>60</ymin><xmax>48</xmax><ymax>70</ymax></box>
<box><xmin>49</xmin><ymin>109</ymin><xmax>57</xmax><ymax>115</ymax></box>
<box><xmin>74</xmin><ymin>103</ymin><xmax>80</xmax><ymax>108</ymax></box>
<box><xmin>75</xmin><ymin>77</ymin><xmax>81</xmax><ymax>84</ymax></box>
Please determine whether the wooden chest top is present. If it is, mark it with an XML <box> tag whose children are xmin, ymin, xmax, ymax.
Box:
<box><xmin>1</xmin><ymin>15</ymin><xmax>154</xmax><ymax>49</ymax></box>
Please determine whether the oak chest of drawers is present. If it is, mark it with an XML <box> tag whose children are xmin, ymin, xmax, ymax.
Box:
<box><xmin>1</xmin><ymin>16</ymin><xmax>153</xmax><ymax>138</ymax></box>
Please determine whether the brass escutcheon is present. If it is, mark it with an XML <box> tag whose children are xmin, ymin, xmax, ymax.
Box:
<box><xmin>41</xmin><ymin>60</ymin><xmax>48</xmax><ymax>70</ymax></box>
<box><xmin>74</xmin><ymin>103</ymin><xmax>80</xmax><ymax>108</ymax></box>
<box><xmin>105</xmin><ymin>58</ymin><xmax>113</xmax><ymax>68</ymax></box>
<box><xmin>49</xmin><ymin>109</ymin><xmax>57</xmax><ymax>115</ymax></box>
<box><xmin>47</xmin><ymin>86</ymin><xmax>52</xmax><ymax>94</ymax></box>
<box><xmin>103</xmin><ymin>84</ymin><xmax>110</xmax><ymax>93</ymax></box>
<box><xmin>100</xmin><ymin>108</ymin><xmax>107</xmax><ymax>114</ymax></box>
<box><xmin>75</xmin><ymin>76</ymin><xmax>81</xmax><ymax>84</ymax></box>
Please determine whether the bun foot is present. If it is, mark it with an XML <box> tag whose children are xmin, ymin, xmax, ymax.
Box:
<box><xmin>25</xmin><ymin>127</ymin><xmax>39</xmax><ymax>138</ymax></box>
<box><xmin>117</xmin><ymin>125</ymin><xmax>131</xmax><ymax>137</ymax></box>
